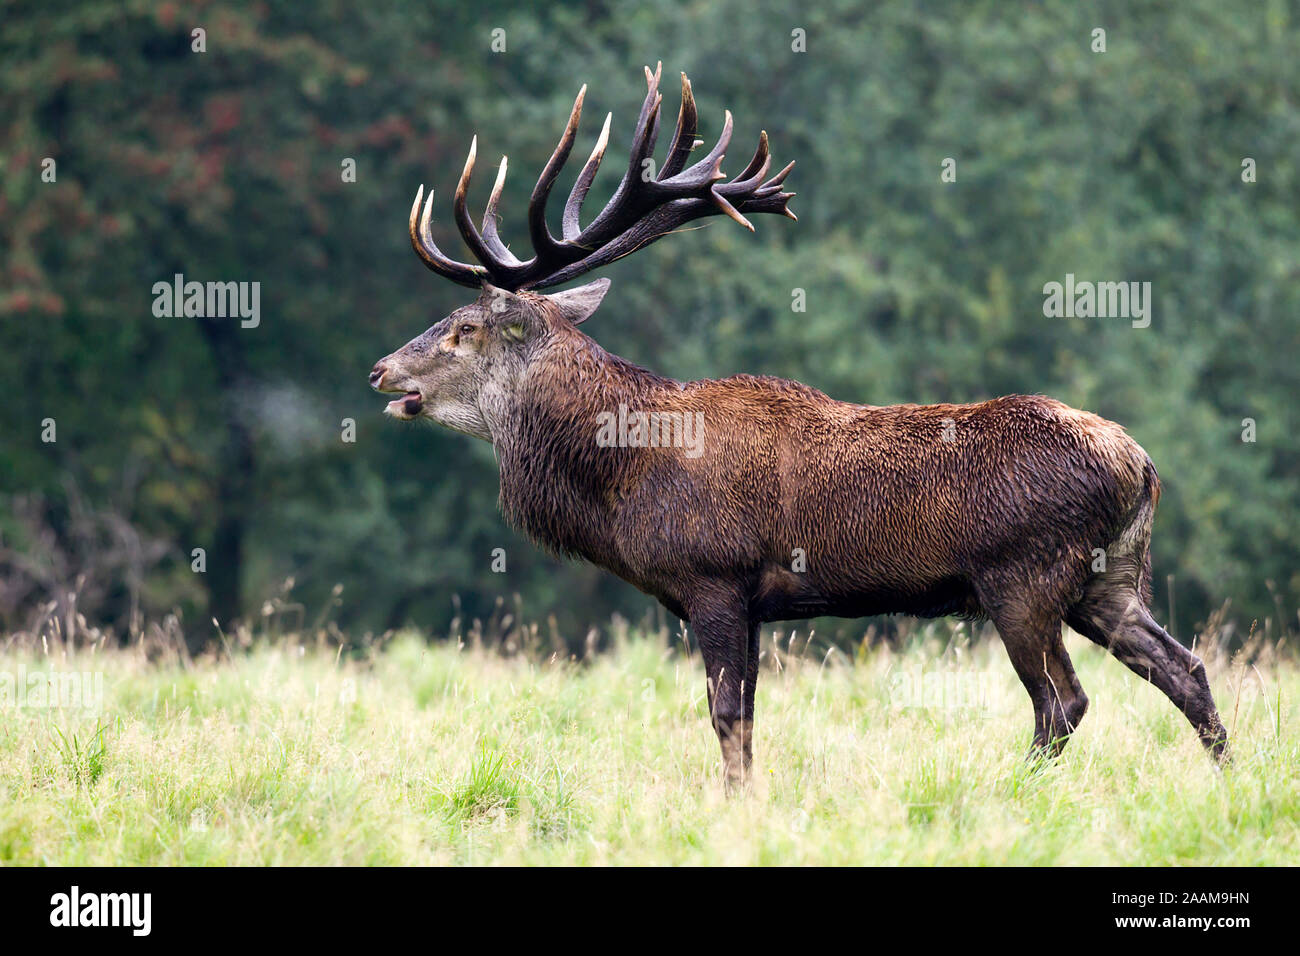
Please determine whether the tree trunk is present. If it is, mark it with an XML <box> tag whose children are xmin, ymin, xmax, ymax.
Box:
<box><xmin>194</xmin><ymin>313</ymin><xmax>255</xmax><ymax>651</ymax></box>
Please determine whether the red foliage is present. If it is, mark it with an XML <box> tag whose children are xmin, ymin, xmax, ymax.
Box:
<box><xmin>361</xmin><ymin>115</ymin><xmax>413</xmax><ymax>148</ymax></box>
<box><xmin>155</xmin><ymin>2</ymin><xmax>178</xmax><ymax>29</ymax></box>
<box><xmin>204</xmin><ymin>94</ymin><xmax>243</xmax><ymax>136</ymax></box>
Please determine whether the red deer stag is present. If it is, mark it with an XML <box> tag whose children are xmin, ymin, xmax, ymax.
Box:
<box><xmin>371</xmin><ymin>64</ymin><xmax>1229</xmax><ymax>787</ymax></box>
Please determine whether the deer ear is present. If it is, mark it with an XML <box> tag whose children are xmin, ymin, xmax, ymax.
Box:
<box><xmin>546</xmin><ymin>278</ymin><xmax>611</xmax><ymax>326</ymax></box>
<box><xmin>479</xmin><ymin>283</ymin><xmax>544</xmax><ymax>343</ymax></box>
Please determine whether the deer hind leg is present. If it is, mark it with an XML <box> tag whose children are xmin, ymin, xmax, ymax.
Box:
<box><xmin>986</xmin><ymin>598</ymin><xmax>1089</xmax><ymax>757</ymax></box>
<box><xmin>1067</xmin><ymin>577</ymin><xmax>1229</xmax><ymax>761</ymax></box>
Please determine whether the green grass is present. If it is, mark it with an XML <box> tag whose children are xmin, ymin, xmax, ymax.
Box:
<box><xmin>0</xmin><ymin>623</ymin><xmax>1296</xmax><ymax>864</ymax></box>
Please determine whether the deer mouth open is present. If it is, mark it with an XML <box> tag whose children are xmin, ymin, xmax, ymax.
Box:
<box><xmin>385</xmin><ymin>391</ymin><xmax>424</xmax><ymax>419</ymax></box>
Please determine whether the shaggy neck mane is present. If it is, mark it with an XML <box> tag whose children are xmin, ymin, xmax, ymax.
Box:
<box><xmin>494</xmin><ymin>319</ymin><xmax>672</xmax><ymax>563</ymax></box>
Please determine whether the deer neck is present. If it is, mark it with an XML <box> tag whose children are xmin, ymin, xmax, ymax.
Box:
<box><xmin>491</xmin><ymin>332</ymin><xmax>669</xmax><ymax>560</ymax></box>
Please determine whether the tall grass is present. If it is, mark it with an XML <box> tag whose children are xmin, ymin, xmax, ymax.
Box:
<box><xmin>0</xmin><ymin>617</ymin><xmax>1295</xmax><ymax>865</ymax></box>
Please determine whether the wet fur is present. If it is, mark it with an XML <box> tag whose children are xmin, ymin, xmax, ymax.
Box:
<box><xmin>426</xmin><ymin>293</ymin><xmax>1230</xmax><ymax>783</ymax></box>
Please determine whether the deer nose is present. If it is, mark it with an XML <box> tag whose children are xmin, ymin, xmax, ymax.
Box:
<box><xmin>369</xmin><ymin>362</ymin><xmax>388</xmax><ymax>389</ymax></box>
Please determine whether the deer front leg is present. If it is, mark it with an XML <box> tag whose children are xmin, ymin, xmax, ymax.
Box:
<box><xmin>689</xmin><ymin>590</ymin><xmax>758</xmax><ymax>792</ymax></box>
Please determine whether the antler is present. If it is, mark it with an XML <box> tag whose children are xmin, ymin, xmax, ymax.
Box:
<box><xmin>409</xmin><ymin>63</ymin><xmax>796</xmax><ymax>291</ymax></box>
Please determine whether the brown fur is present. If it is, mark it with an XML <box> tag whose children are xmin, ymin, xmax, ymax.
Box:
<box><xmin>456</xmin><ymin>297</ymin><xmax>1227</xmax><ymax>783</ymax></box>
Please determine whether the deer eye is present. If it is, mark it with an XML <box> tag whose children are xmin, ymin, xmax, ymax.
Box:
<box><xmin>458</xmin><ymin>324</ymin><xmax>475</xmax><ymax>336</ymax></box>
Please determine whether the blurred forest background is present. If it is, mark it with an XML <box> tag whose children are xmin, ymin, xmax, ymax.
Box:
<box><xmin>2</xmin><ymin>0</ymin><xmax>1298</xmax><ymax>650</ymax></box>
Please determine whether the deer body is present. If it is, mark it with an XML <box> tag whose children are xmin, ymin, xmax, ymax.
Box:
<box><xmin>499</xmin><ymin>318</ymin><xmax>1136</xmax><ymax>624</ymax></box>
<box><xmin>373</xmin><ymin>66</ymin><xmax>1228</xmax><ymax>786</ymax></box>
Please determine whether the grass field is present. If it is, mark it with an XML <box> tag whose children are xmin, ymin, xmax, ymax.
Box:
<box><xmin>1</xmin><ymin>620</ymin><xmax>1296</xmax><ymax>865</ymax></box>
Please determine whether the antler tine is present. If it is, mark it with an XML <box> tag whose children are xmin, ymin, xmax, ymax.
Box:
<box><xmin>451</xmin><ymin>136</ymin><xmax>510</xmax><ymax>279</ymax></box>
<box><xmin>658</xmin><ymin>72</ymin><xmax>698</xmax><ymax>180</ymax></box>
<box><xmin>712</xmin><ymin>132</ymin><xmax>774</xmax><ymax>229</ymax></box>
<box><xmin>479</xmin><ymin>156</ymin><xmax>524</xmax><ymax>266</ymax></box>
<box><xmin>562</xmin><ymin>112</ymin><xmax>611</xmax><ymax>241</ymax></box>
<box><xmin>408</xmin><ymin>185</ymin><xmax>485</xmax><ymax>288</ymax></box>
<box><xmin>740</xmin><ymin>157</ymin><xmax>798</xmax><ymax>221</ymax></box>
<box><xmin>738</xmin><ymin>187</ymin><xmax>798</xmax><ymax>221</ymax></box>
<box><xmin>527</xmin><ymin>85</ymin><xmax>587</xmax><ymax>266</ymax></box>
<box><xmin>710</xmin><ymin>192</ymin><xmax>754</xmax><ymax>232</ymax></box>
<box><xmin>629</xmin><ymin>65</ymin><xmax>664</xmax><ymax>176</ymax></box>
<box><xmin>753</xmin><ymin>158</ymin><xmax>796</xmax><ymax>199</ymax></box>
<box><xmin>666</xmin><ymin>107</ymin><xmax>732</xmax><ymax>189</ymax></box>
<box><xmin>642</xmin><ymin>62</ymin><xmax>664</xmax><ymax>159</ymax></box>
<box><xmin>569</xmin><ymin>67</ymin><xmax>664</xmax><ymax>246</ymax></box>
<box><xmin>720</xmin><ymin>136</ymin><xmax>794</xmax><ymax>220</ymax></box>
<box><xmin>553</xmin><ymin>65</ymin><xmax>659</xmax><ymax>244</ymax></box>
<box><xmin>727</xmin><ymin>130</ymin><xmax>771</xmax><ymax>188</ymax></box>
<box><xmin>749</xmin><ymin>158</ymin><xmax>797</xmax><ymax>219</ymax></box>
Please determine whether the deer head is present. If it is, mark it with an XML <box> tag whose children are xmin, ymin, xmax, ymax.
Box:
<box><xmin>369</xmin><ymin>63</ymin><xmax>796</xmax><ymax>439</ymax></box>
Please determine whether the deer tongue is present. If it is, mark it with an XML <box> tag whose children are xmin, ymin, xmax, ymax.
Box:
<box><xmin>387</xmin><ymin>391</ymin><xmax>423</xmax><ymax>417</ymax></box>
